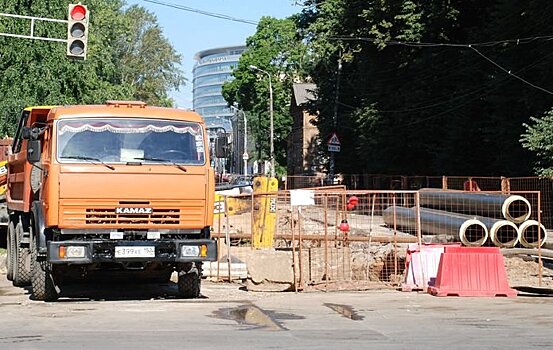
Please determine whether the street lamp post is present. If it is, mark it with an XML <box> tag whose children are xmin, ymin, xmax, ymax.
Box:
<box><xmin>249</xmin><ymin>65</ymin><xmax>274</xmax><ymax>178</ymax></box>
<box><xmin>230</xmin><ymin>105</ymin><xmax>248</xmax><ymax>176</ymax></box>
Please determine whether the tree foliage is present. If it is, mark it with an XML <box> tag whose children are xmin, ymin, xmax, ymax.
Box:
<box><xmin>298</xmin><ymin>0</ymin><xmax>553</xmax><ymax>176</ymax></box>
<box><xmin>117</xmin><ymin>5</ymin><xmax>185</xmax><ymax>106</ymax></box>
<box><xmin>222</xmin><ymin>16</ymin><xmax>307</xmax><ymax>174</ymax></box>
<box><xmin>521</xmin><ymin>109</ymin><xmax>553</xmax><ymax>176</ymax></box>
<box><xmin>0</xmin><ymin>0</ymin><xmax>184</xmax><ymax>136</ymax></box>
<box><xmin>228</xmin><ymin>1</ymin><xmax>553</xmax><ymax>177</ymax></box>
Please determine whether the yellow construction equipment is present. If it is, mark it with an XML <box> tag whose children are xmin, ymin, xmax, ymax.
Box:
<box><xmin>252</xmin><ymin>176</ymin><xmax>278</xmax><ymax>248</ymax></box>
<box><xmin>0</xmin><ymin>160</ymin><xmax>7</xmax><ymax>194</ymax></box>
<box><xmin>213</xmin><ymin>176</ymin><xmax>278</xmax><ymax>248</ymax></box>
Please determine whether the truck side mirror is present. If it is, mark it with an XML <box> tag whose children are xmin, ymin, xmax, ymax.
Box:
<box><xmin>215</xmin><ymin>136</ymin><xmax>228</xmax><ymax>158</ymax></box>
<box><xmin>27</xmin><ymin>139</ymin><xmax>42</xmax><ymax>163</ymax></box>
<box><xmin>22</xmin><ymin>126</ymin><xmax>44</xmax><ymax>141</ymax></box>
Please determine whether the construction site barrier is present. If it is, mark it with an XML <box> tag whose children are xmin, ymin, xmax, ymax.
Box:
<box><xmin>428</xmin><ymin>246</ymin><xmax>517</xmax><ymax>297</ymax></box>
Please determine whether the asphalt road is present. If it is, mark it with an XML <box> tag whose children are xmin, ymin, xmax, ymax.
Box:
<box><xmin>0</xmin><ymin>274</ymin><xmax>552</xmax><ymax>349</ymax></box>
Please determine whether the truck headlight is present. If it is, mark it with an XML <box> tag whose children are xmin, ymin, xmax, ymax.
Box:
<box><xmin>181</xmin><ymin>245</ymin><xmax>200</xmax><ymax>257</ymax></box>
<box><xmin>59</xmin><ymin>246</ymin><xmax>86</xmax><ymax>258</ymax></box>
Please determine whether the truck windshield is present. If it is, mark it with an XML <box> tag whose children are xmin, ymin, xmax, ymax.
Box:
<box><xmin>57</xmin><ymin>118</ymin><xmax>206</xmax><ymax>165</ymax></box>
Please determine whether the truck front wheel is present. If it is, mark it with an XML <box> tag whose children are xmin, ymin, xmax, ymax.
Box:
<box><xmin>30</xmin><ymin>238</ymin><xmax>58</xmax><ymax>301</ymax></box>
<box><xmin>177</xmin><ymin>263</ymin><xmax>201</xmax><ymax>298</ymax></box>
<box><xmin>12</xmin><ymin>222</ymin><xmax>31</xmax><ymax>287</ymax></box>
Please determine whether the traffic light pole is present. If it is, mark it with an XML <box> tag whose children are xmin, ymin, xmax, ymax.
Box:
<box><xmin>0</xmin><ymin>12</ymin><xmax>68</xmax><ymax>43</ymax></box>
<box><xmin>1</xmin><ymin>5</ymin><xmax>89</xmax><ymax>60</ymax></box>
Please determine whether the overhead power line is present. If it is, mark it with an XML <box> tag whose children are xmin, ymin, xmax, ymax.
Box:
<box><xmin>469</xmin><ymin>46</ymin><xmax>553</xmax><ymax>95</ymax></box>
<box><xmin>331</xmin><ymin>35</ymin><xmax>553</xmax><ymax>48</ymax></box>
<box><xmin>331</xmin><ymin>36</ymin><xmax>553</xmax><ymax>96</ymax></box>
<box><xmin>335</xmin><ymin>48</ymin><xmax>553</xmax><ymax>125</ymax></box>
<box><xmin>143</xmin><ymin>0</ymin><xmax>258</xmax><ymax>25</ymax></box>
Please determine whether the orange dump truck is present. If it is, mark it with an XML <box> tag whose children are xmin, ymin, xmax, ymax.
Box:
<box><xmin>6</xmin><ymin>102</ymin><xmax>217</xmax><ymax>301</ymax></box>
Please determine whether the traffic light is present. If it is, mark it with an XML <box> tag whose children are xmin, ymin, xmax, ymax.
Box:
<box><xmin>67</xmin><ymin>3</ymin><xmax>89</xmax><ymax>59</ymax></box>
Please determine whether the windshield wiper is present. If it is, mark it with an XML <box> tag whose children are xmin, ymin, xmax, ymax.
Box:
<box><xmin>62</xmin><ymin>156</ymin><xmax>115</xmax><ymax>170</ymax></box>
<box><xmin>133</xmin><ymin>157</ymin><xmax>187</xmax><ymax>172</ymax></box>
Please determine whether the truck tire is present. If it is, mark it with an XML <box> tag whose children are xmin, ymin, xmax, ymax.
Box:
<box><xmin>6</xmin><ymin>222</ymin><xmax>14</xmax><ymax>281</ymax></box>
<box><xmin>12</xmin><ymin>222</ymin><xmax>31</xmax><ymax>287</ymax></box>
<box><xmin>30</xmin><ymin>238</ymin><xmax>58</xmax><ymax>302</ymax></box>
<box><xmin>177</xmin><ymin>266</ymin><xmax>201</xmax><ymax>298</ymax></box>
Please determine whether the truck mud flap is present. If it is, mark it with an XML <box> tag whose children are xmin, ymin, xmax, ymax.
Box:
<box><xmin>32</xmin><ymin>201</ymin><xmax>47</xmax><ymax>255</ymax></box>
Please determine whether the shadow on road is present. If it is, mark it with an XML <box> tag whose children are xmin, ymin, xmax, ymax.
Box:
<box><xmin>54</xmin><ymin>281</ymin><xmax>183</xmax><ymax>302</ymax></box>
<box><xmin>37</xmin><ymin>273</ymin><xmax>210</xmax><ymax>302</ymax></box>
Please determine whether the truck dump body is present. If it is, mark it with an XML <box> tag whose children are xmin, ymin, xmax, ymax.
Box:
<box><xmin>6</xmin><ymin>102</ymin><xmax>217</xmax><ymax>300</ymax></box>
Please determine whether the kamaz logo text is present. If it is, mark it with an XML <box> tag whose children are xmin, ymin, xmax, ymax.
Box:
<box><xmin>115</xmin><ymin>207</ymin><xmax>153</xmax><ymax>214</ymax></box>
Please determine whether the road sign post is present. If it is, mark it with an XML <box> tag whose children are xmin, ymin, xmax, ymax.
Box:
<box><xmin>327</xmin><ymin>132</ymin><xmax>341</xmax><ymax>183</ymax></box>
<box><xmin>327</xmin><ymin>132</ymin><xmax>341</xmax><ymax>153</ymax></box>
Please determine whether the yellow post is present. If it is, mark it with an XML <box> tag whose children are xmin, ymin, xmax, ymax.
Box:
<box><xmin>213</xmin><ymin>192</ymin><xmax>225</xmax><ymax>219</ymax></box>
<box><xmin>252</xmin><ymin>176</ymin><xmax>278</xmax><ymax>248</ymax></box>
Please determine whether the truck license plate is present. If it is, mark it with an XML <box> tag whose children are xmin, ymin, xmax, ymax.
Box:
<box><xmin>115</xmin><ymin>246</ymin><xmax>155</xmax><ymax>258</ymax></box>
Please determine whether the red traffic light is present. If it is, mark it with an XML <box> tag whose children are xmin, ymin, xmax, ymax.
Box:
<box><xmin>70</xmin><ymin>4</ymin><xmax>87</xmax><ymax>21</ymax></box>
<box><xmin>67</xmin><ymin>4</ymin><xmax>89</xmax><ymax>59</ymax></box>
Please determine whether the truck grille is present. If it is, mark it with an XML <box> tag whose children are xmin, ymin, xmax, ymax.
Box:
<box><xmin>86</xmin><ymin>208</ymin><xmax>180</xmax><ymax>225</ymax></box>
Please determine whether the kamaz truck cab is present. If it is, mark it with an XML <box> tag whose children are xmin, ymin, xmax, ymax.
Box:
<box><xmin>6</xmin><ymin>101</ymin><xmax>217</xmax><ymax>301</ymax></box>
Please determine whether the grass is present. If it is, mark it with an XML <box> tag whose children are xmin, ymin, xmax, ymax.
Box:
<box><xmin>0</xmin><ymin>248</ymin><xmax>6</xmax><ymax>254</ymax></box>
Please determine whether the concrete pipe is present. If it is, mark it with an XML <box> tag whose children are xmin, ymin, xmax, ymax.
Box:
<box><xmin>501</xmin><ymin>195</ymin><xmax>532</xmax><ymax>224</ymax></box>
<box><xmin>419</xmin><ymin>208</ymin><xmax>508</xmax><ymax>247</ymax></box>
<box><xmin>382</xmin><ymin>206</ymin><xmax>488</xmax><ymax>246</ymax></box>
<box><xmin>488</xmin><ymin>220</ymin><xmax>520</xmax><ymax>248</ymax></box>
<box><xmin>518</xmin><ymin>220</ymin><xmax>548</xmax><ymax>248</ymax></box>
<box><xmin>458</xmin><ymin>219</ymin><xmax>488</xmax><ymax>247</ymax></box>
<box><xmin>419</xmin><ymin>189</ymin><xmax>531</xmax><ymax>223</ymax></box>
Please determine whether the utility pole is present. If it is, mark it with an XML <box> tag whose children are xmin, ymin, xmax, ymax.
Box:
<box><xmin>249</xmin><ymin>65</ymin><xmax>275</xmax><ymax>178</ymax></box>
<box><xmin>329</xmin><ymin>54</ymin><xmax>342</xmax><ymax>183</ymax></box>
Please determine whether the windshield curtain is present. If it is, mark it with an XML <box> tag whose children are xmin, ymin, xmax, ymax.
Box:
<box><xmin>57</xmin><ymin>118</ymin><xmax>206</xmax><ymax>165</ymax></box>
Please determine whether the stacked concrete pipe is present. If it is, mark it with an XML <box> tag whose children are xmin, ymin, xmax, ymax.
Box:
<box><xmin>419</xmin><ymin>189</ymin><xmax>532</xmax><ymax>223</ymax></box>
<box><xmin>421</xmin><ymin>208</ymin><xmax>520</xmax><ymax>248</ymax></box>
<box><xmin>518</xmin><ymin>220</ymin><xmax>548</xmax><ymax>248</ymax></box>
<box><xmin>418</xmin><ymin>189</ymin><xmax>541</xmax><ymax>247</ymax></box>
<box><xmin>382</xmin><ymin>206</ymin><xmax>489</xmax><ymax>246</ymax></box>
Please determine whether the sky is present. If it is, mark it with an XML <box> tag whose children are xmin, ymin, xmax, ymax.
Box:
<box><xmin>126</xmin><ymin>0</ymin><xmax>302</xmax><ymax>109</ymax></box>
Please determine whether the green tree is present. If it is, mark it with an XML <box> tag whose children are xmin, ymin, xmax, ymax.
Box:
<box><xmin>222</xmin><ymin>16</ymin><xmax>308</xmax><ymax>174</ymax></box>
<box><xmin>521</xmin><ymin>109</ymin><xmax>553</xmax><ymax>176</ymax></box>
<box><xmin>298</xmin><ymin>0</ymin><xmax>553</xmax><ymax>176</ymax></box>
<box><xmin>116</xmin><ymin>5</ymin><xmax>185</xmax><ymax>107</ymax></box>
<box><xmin>0</xmin><ymin>0</ymin><xmax>184</xmax><ymax>136</ymax></box>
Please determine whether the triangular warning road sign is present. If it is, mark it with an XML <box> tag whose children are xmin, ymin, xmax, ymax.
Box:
<box><xmin>328</xmin><ymin>132</ymin><xmax>341</xmax><ymax>145</ymax></box>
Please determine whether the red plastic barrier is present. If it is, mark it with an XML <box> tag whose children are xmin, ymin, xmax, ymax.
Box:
<box><xmin>428</xmin><ymin>247</ymin><xmax>517</xmax><ymax>297</ymax></box>
<box><xmin>443</xmin><ymin>246</ymin><xmax>501</xmax><ymax>254</ymax></box>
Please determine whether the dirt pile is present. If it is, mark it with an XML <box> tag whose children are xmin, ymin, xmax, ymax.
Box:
<box><xmin>505</xmin><ymin>256</ymin><xmax>553</xmax><ymax>287</ymax></box>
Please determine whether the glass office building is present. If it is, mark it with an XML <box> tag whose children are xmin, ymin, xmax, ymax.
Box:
<box><xmin>193</xmin><ymin>46</ymin><xmax>246</xmax><ymax>133</ymax></box>
<box><xmin>193</xmin><ymin>46</ymin><xmax>247</xmax><ymax>174</ymax></box>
